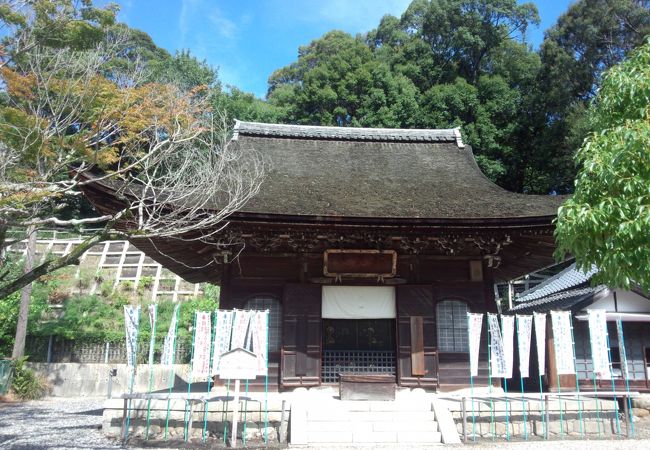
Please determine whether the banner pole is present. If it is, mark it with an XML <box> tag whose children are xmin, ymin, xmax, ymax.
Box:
<box><xmin>145</xmin><ymin>305</ymin><xmax>157</xmax><ymax>440</ymax></box>
<box><xmin>184</xmin><ymin>311</ymin><xmax>198</xmax><ymax>442</ymax></box>
<box><xmin>264</xmin><ymin>309</ymin><xmax>268</xmax><ymax>446</ymax></box>
<box><xmin>487</xmin><ymin>316</ymin><xmax>495</xmax><ymax>441</ymax></box>
<box><xmin>515</xmin><ymin>316</ymin><xmax>528</xmax><ymax>440</ymax></box>
<box><xmin>467</xmin><ymin>313</ymin><xmax>476</xmax><ymax>442</ymax></box>
<box><xmin>605</xmin><ymin>329</ymin><xmax>622</xmax><ymax>436</ymax></box>
<box><xmin>203</xmin><ymin>310</ymin><xmax>217</xmax><ymax>443</ymax></box>
<box><xmin>223</xmin><ymin>378</ymin><xmax>231</xmax><ymax>444</ymax></box>
<box><xmin>617</xmin><ymin>318</ymin><xmax>635</xmax><ymax>437</ymax></box>
<box><xmin>502</xmin><ymin>316</ymin><xmax>510</xmax><ymax>442</ymax></box>
<box><xmin>534</xmin><ymin>313</ymin><xmax>546</xmax><ymax>439</ymax></box>
<box><xmin>569</xmin><ymin>317</ymin><xmax>584</xmax><ymax>437</ymax></box>
<box><xmin>164</xmin><ymin>304</ymin><xmax>180</xmax><ymax>440</ymax></box>
<box><xmin>123</xmin><ymin>306</ymin><xmax>140</xmax><ymax>443</ymax></box>
<box><xmin>538</xmin><ymin>372</ymin><xmax>545</xmax><ymax>438</ymax></box>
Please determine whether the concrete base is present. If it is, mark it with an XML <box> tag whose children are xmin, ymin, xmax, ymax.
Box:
<box><xmin>102</xmin><ymin>389</ymin><xmax>287</xmax><ymax>444</ymax></box>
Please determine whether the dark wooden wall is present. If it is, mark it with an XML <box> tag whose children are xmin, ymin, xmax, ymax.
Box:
<box><xmin>220</xmin><ymin>253</ymin><xmax>496</xmax><ymax>391</ymax></box>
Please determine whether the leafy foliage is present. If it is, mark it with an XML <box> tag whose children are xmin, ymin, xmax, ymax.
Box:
<box><xmin>0</xmin><ymin>258</ymin><xmax>50</xmax><ymax>357</ymax></box>
<box><xmin>266</xmin><ymin>0</ymin><xmax>648</xmax><ymax>194</ymax></box>
<box><xmin>555</xmin><ymin>39</ymin><xmax>650</xmax><ymax>291</ymax></box>
<box><xmin>10</xmin><ymin>357</ymin><xmax>49</xmax><ymax>400</ymax></box>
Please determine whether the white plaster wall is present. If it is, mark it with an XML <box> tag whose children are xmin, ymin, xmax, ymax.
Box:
<box><xmin>585</xmin><ymin>289</ymin><xmax>650</xmax><ymax>313</ymax></box>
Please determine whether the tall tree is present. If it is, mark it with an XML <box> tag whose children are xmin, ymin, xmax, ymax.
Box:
<box><xmin>530</xmin><ymin>0</ymin><xmax>650</xmax><ymax>193</ymax></box>
<box><xmin>555</xmin><ymin>39</ymin><xmax>650</xmax><ymax>291</ymax></box>
<box><xmin>0</xmin><ymin>2</ymin><xmax>264</xmax><ymax>300</ymax></box>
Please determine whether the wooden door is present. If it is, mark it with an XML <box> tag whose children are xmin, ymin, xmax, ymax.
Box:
<box><xmin>280</xmin><ymin>284</ymin><xmax>321</xmax><ymax>388</ymax></box>
<box><xmin>396</xmin><ymin>285</ymin><xmax>439</xmax><ymax>387</ymax></box>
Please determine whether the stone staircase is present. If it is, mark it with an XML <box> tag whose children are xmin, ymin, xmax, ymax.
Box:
<box><xmin>291</xmin><ymin>394</ymin><xmax>444</xmax><ymax>445</ymax></box>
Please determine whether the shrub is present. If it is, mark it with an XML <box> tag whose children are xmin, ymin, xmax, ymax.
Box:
<box><xmin>10</xmin><ymin>357</ymin><xmax>49</xmax><ymax>400</ymax></box>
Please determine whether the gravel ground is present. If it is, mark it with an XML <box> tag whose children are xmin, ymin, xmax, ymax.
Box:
<box><xmin>0</xmin><ymin>398</ymin><xmax>124</xmax><ymax>450</ymax></box>
<box><xmin>1</xmin><ymin>397</ymin><xmax>650</xmax><ymax>449</ymax></box>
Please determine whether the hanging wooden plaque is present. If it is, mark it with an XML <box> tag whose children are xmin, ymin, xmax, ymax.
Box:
<box><xmin>323</xmin><ymin>249</ymin><xmax>396</xmax><ymax>278</ymax></box>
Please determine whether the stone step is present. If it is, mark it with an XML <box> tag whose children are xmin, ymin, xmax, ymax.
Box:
<box><xmin>306</xmin><ymin>429</ymin><xmax>442</xmax><ymax>444</ymax></box>
<box><xmin>307</xmin><ymin>410</ymin><xmax>436</xmax><ymax>422</ymax></box>
<box><xmin>306</xmin><ymin>420</ymin><xmax>438</xmax><ymax>432</ymax></box>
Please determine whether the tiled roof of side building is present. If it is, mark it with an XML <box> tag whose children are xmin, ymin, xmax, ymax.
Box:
<box><xmin>231</xmin><ymin>121</ymin><xmax>566</xmax><ymax>220</ymax></box>
<box><xmin>515</xmin><ymin>263</ymin><xmax>599</xmax><ymax>303</ymax></box>
<box><xmin>510</xmin><ymin>285</ymin><xmax>607</xmax><ymax>313</ymax></box>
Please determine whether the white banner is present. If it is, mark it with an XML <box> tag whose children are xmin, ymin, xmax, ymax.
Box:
<box><xmin>516</xmin><ymin>315</ymin><xmax>533</xmax><ymax>378</ymax></box>
<box><xmin>488</xmin><ymin>314</ymin><xmax>507</xmax><ymax>378</ymax></box>
<box><xmin>588</xmin><ymin>309</ymin><xmax>610</xmax><ymax>379</ymax></box>
<box><xmin>211</xmin><ymin>310</ymin><xmax>233</xmax><ymax>375</ymax></box>
<box><xmin>502</xmin><ymin>315</ymin><xmax>515</xmax><ymax>379</ymax></box>
<box><xmin>231</xmin><ymin>309</ymin><xmax>252</xmax><ymax>350</ymax></box>
<box><xmin>551</xmin><ymin>311</ymin><xmax>576</xmax><ymax>375</ymax></box>
<box><xmin>534</xmin><ymin>313</ymin><xmax>547</xmax><ymax>376</ymax></box>
<box><xmin>616</xmin><ymin>319</ymin><xmax>629</xmax><ymax>380</ymax></box>
<box><xmin>252</xmin><ymin>310</ymin><xmax>269</xmax><ymax>375</ymax></box>
<box><xmin>161</xmin><ymin>304</ymin><xmax>180</xmax><ymax>366</ymax></box>
<box><xmin>192</xmin><ymin>312</ymin><xmax>212</xmax><ymax>378</ymax></box>
<box><xmin>467</xmin><ymin>313</ymin><xmax>483</xmax><ymax>377</ymax></box>
<box><xmin>147</xmin><ymin>304</ymin><xmax>157</xmax><ymax>366</ymax></box>
<box><xmin>124</xmin><ymin>305</ymin><xmax>141</xmax><ymax>368</ymax></box>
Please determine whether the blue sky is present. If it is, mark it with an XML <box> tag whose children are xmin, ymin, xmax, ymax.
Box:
<box><xmin>116</xmin><ymin>0</ymin><xmax>575</xmax><ymax>98</ymax></box>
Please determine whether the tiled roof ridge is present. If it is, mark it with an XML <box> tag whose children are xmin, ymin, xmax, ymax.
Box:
<box><xmin>515</xmin><ymin>262</ymin><xmax>599</xmax><ymax>303</ymax></box>
<box><xmin>509</xmin><ymin>284</ymin><xmax>607</xmax><ymax>312</ymax></box>
<box><xmin>233</xmin><ymin>120</ymin><xmax>465</xmax><ymax>147</ymax></box>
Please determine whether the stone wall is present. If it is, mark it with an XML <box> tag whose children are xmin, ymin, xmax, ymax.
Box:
<box><xmin>29</xmin><ymin>363</ymin><xmax>191</xmax><ymax>397</ymax></box>
<box><xmin>103</xmin><ymin>397</ymin><xmax>287</xmax><ymax>445</ymax></box>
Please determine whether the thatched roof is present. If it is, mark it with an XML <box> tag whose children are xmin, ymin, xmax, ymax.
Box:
<box><xmin>233</xmin><ymin>121</ymin><xmax>564</xmax><ymax>221</ymax></box>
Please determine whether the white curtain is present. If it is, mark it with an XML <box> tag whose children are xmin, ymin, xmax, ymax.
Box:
<box><xmin>322</xmin><ymin>286</ymin><xmax>396</xmax><ymax>319</ymax></box>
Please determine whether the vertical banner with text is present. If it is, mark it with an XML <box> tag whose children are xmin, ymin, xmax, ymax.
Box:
<box><xmin>534</xmin><ymin>312</ymin><xmax>547</xmax><ymax>376</ymax></box>
<box><xmin>192</xmin><ymin>312</ymin><xmax>212</xmax><ymax>378</ymax></box>
<box><xmin>551</xmin><ymin>310</ymin><xmax>576</xmax><ymax>375</ymax></box>
<box><xmin>467</xmin><ymin>313</ymin><xmax>484</xmax><ymax>377</ymax></box>
<box><xmin>161</xmin><ymin>304</ymin><xmax>180</xmax><ymax>366</ymax></box>
<box><xmin>516</xmin><ymin>315</ymin><xmax>533</xmax><ymax>378</ymax></box>
<box><xmin>212</xmin><ymin>310</ymin><xmax>234</xmax><ymax>375</ymax></box>
<box><xmin>124</xmin><ymin>305</ymin><xmax>141</xmax><ymax>368</ymax></box>
<box><xmin>488</xmin><ymin>313</ymin><xmax>507</xmax><ymax>378</ymax></box>
<box><xmin>502</xmin><ymin>315</ymin><xmax>515</xmax><ymax>379</ymax></box>
<box><xmin>588</xmin><ymin>309</ymin><xmax>610</xmax><ymax>379</ymax></box>
<box><xmin>147</xmin><ymin>304</ymin><xmax>157</xmax><ymax>366</ymax></box>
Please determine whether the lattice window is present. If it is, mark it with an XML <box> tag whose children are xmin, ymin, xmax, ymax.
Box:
<box><xmin>436</xmin><ymin>300</ymin><xmax>469</xmax><ymax>352</ymax></box>
<box><xmin>244</xmin><ymin>296</ymin><xmax>282</xmax><ymax>352</ymax></box>
<box><xmin>321</xmin><ymin>350</ymin><xmax>396</xmax><ymax>384</ymax></box>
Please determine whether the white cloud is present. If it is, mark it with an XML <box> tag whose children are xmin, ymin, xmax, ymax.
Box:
<box><xmin>209</xmin><ymin>8</ymin><xmax>238</xmax><ymax>40</ymax></box>
<box><xmin>298</xmin><ymin>0</ymin><xmax>412</xmax><ymax>32</ymax></box>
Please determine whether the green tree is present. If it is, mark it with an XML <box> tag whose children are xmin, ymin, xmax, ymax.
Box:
<box><xmin>555</xmin><ymin>39</ymin><xmax>650</xmax><ymax>291</ymax></box>
<box><xmin>531</xmin><ymin>0</ymin><xmax>650</xmax><ymax>193</ymax></box>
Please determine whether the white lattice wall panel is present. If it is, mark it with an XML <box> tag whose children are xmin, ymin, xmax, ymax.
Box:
<box><xmin>6</xmin><ymin>231</ymin><xmax>203</xmax><ymax>302</ymax></box>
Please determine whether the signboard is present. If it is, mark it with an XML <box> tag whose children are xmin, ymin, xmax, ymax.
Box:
<box><xmin>324</xmin><ymin>249</ymin><xmax>396</xmax><ymax>278</ymax></box>
<box><xmin>218</xmin><ymin>348</ymin><xmax>259</xmax><ymax>380</ymax></box>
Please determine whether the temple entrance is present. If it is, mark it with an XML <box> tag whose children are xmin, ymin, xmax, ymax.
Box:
<box><xmin>321</xmin><ymin>319</ymin><xmax>396</xmax><ymax>383</ymax></box>
<box><xmin>320</xmin><ymin>286</ymin><xmax>397</xmax><ymax>383</ymax></box>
